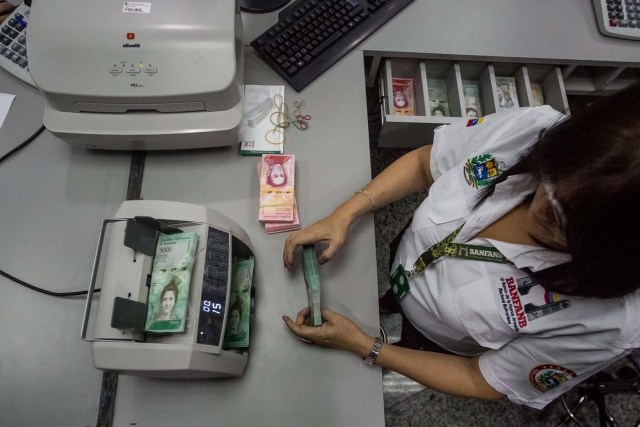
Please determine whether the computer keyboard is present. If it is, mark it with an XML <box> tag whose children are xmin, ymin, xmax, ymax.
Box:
<box><xmin>251</xmin><ymin>0</ymin><xmax>414</xmax><ymax>92</ymax></box>
<box><xmin>0</xmin><ymin>2</ymin><xmax>34</xmax><ymax>87</ymax></box>
<box><xmin>593</xmin><ymin>0</ymin><xmax>640</xmax><ymax>41</ymax></box>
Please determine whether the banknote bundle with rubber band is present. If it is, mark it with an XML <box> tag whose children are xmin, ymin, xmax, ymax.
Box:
<box><xmin>257</xmin><ymin>154</ymin><xmax>301</xmax><ymax>234</ymax></box>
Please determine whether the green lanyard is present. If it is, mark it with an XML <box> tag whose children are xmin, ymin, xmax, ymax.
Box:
<box><xmin>390</xmin><ymin>225</ymin><xmax>511</xmax><ymax>301</ymax></box>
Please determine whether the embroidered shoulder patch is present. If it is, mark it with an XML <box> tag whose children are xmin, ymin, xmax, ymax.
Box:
<box><xmin>529</xmin><ymin>364</ymin><xmax>577</xmax><ymax>393</ymax></box>
<box><xmin>463</xmin><ymin>154</ymin><xmax>503</xmax><ymax>188</ymax></box>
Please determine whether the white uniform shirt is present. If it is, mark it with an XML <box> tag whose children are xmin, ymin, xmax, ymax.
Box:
<box><xmin>394</xmin><ymin>106</ymin><xmax>640</xmax><ymax>409</ymax></box>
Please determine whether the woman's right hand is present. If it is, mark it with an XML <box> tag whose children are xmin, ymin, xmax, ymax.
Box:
<box><xmin>283</xmin><ymin>212</ymin><xmax>350</xmax><ymax>271</ymax></box>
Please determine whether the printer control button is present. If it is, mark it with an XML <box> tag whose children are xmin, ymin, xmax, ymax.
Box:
<box><xmin>144</xmin><ymin>67</ymin><xmax>157</xmax><ymax>73</ymax></box>
<box><xmin>108</xmin><ymin>67</ymin><xmax>123</xmax><ymax>74</ymax></box>
<box><xmin>126</xmin><ymin>67</ymin><xmax>141</xmax><ymax>74</ymax></box>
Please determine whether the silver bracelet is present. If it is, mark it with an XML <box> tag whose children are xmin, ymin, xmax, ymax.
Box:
<box><xmin>363</xmin><ymin>337</ymin><xmax>383</xmax><ymax>366</ymax></box>
<box><xmin>355</xmin><ymin>189</ymin><xmax>376</xmax><ymax>213</ymax></box>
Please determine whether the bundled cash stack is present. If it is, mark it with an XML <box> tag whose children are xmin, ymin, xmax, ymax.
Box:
<box><xmin>258</xmin><ymin>154</ymin><xmax>301</xmax><ymax>234</ymax></box>
<box><xmin>223</xmin><ymin>257</ymin><xmax>255</xmax><ymax>349</ymax></box>
<box><xmin>302</xmin><ymin>244</ymin><xmax>322</xmax><ymax>326</ymax></box>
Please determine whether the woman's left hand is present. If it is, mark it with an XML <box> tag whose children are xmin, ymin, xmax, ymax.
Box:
<box><xmin>282</xmin><ymin>307</ymin><xmax>373</xmax><ymax>356</ymax></box>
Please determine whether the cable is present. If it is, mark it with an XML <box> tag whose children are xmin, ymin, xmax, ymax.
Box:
<box><xmin>1</xmin><ymin>126</ymin><xmax>98</xmax><ymax>297</ymax></box>
<box><xmin>0</xmin><ymin>125</ymin><xmax>88</xmax><ymax>296</ymax></box>
<box><xmin>0</xmin><ymin>124</ymin><xmax>45</xmax><ymax>165</ymax></box>
<box><xmin>0</xmin><ymin>268</ymin><xmax>99</xmax><ymax>297</ymax></box>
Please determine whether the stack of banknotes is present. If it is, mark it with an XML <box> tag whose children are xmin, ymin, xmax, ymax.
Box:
<box><xmin>302</xmin><ymin>244</ymin><xmax>322</xmax><ymax>326</ymax></box>
<box><xmin>223</xmin><ymin>257</ymin><xmax>254</xmax><ymax>349</ymax></box>
<box><xmin>145</xmin><ymin>231</ymin><xmax>199</xmax><ymax>334</ymax></box>
<box><xmin>257</xmin><ymin>154</ymin><xmax>301</xmax><ymax>234</ymax></box>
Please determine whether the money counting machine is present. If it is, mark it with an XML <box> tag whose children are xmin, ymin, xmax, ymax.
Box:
<box><xmin>27</xmin><ymin>0</ymin><xmax>244</xmax><ymax>150</ymax></box>
<box><xmin>82</xmin><ymin>200</ymin><xmax>255</xmax><ymax>378</ymax></box>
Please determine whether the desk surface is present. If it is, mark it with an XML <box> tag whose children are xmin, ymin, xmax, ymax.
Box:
<box><xmin>361</xmin><ymin>0</ymin><xmax>639</xmax><ymax>65</ymax></box>
<box><xmin>0</xmin><ymin>72</ymin><xmax>131</xmax><ymax>426</ymax></box>
<box><xmin>112</xmin><ymin>48</ymin><xmax>383</xmax><ymax>427</ymax></box>
<box><xmin>1</xmin><ymin>1</ymin><xmax>639</xmax><ymax>425</ymax></box>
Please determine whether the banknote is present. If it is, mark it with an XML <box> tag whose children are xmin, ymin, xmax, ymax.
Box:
<box><xmin>392</xmin><ymin>77</ymin><xmax>415</xmax><ymax>116</ymax></box>
<box><xmin>496</xmin><ymin>76</ymin><xmax>520</xmax><ymax>110</ymax></box>
<box><xmin>265</xmin><ymin>197</ymin><xmax>301</xmax><ymax>233</ymax></box>
<box><xmin>223</xmin><ymin>257</ymin><xmax>254</xmax><ymax>348</ymax></box>
<box><xmin>462</xmin><ymin>80</ymin><xmax>482</xmax><ymax>118</ymax></box>
<box><xmin>427</xmin><ymin>79</ymin><xmax>450</xmax><ymax>117</ymax></box>
<box><xmin>259</xmin><ymin>154</ymin><xmax>295</xmax><ymax>222</ymax></box>
<box><xmin>257</xmin><ymin>161</ymin><xmax>301</xmax><ymax>233</ymax></box>
<box><xmin>145</xmin><ymin>232</ymin><xmax>199</xmax><ymax>333</ymax></box>
<box><xmin>531</xmin><ymin>83</ymin><xmax>545</xmax><ymax>107</ymax></box>
<box><xmin>302</xmin><ymin>245</ymin><xmax>322</xmax><ymax>326</ymax></box>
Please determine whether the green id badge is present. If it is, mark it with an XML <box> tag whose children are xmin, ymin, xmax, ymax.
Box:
<box><xmin>390</xmin><ymin>264</ymin><xmax>410</xmax><ymax>302</ymax></box>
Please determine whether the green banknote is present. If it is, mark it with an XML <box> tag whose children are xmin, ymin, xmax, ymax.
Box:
<box><xmin>145</xmin><ymin>232</ymin><xmax>199</xmax><ymax>333</ymax></box>
<box><xmin>223</xmin><ymin>257</ymin><xmax>254</xmax><ymax>348</ymax></box>
<box><xmin>302</xmin><ymin>245</ymin><xmax>322</xmax><ymax>326</ymax></box>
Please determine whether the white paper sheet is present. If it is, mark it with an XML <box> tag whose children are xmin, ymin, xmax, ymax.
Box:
<box><xmin>0</xmin><ymin>93</ymin><xmax>16</xmax><ymax>129</ymax></box>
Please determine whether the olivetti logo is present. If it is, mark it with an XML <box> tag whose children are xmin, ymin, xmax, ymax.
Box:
<box><xmin>122</xmin><ymin>43</ymin><xmax>141</xmax><ymax>48</ymax></box>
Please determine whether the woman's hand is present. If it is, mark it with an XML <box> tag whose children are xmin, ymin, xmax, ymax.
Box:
<box><xmin>282</xmin><ymin>307</ymin><xmax>373</xmax><ymax>356</ymax></box>
<box><xmin>0</xmin><ymin>2</ymin><xmax>16</xmax><ymax>24</ymax></box>
<box><xmin>283</xmin><ymin>212</ymin><xmax>350</xmax><ymax>270</ymax></box>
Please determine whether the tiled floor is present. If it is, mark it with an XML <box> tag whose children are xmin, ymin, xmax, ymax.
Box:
<box><xmin>368</xmin><ymin>142</ymin><xmax>640</xmax><ymax>427</ymax></box>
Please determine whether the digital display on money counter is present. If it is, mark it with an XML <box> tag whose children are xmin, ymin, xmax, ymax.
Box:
<box><xmin>196</xmin><ymin>227</ymin><xmax>229</xmax><ymax>346</ymax></box>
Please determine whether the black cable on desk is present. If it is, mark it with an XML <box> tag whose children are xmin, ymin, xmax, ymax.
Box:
<box><xmin>0</xmin><ymin>268</ymin><xmax>99</xmax><ymax>297</ymax></box>
<box><xmin>0</xmin><ymin>124</ymin><xmax>45</xmax><ymax>165</ymax></box>
<box><xmin>1</xmin><ymin>125</ymin><xmax>99</xmax><ymax>297</ymax></box>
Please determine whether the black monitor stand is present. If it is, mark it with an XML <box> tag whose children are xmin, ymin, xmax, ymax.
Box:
<box><xmin>240</xmin><ymin>0</ymin><xmax>291</xmax><ymax>14</ymax></box>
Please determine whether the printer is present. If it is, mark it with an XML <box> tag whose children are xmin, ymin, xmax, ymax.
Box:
<box><xmin>82</xmin><ymin>200</ymin><xmax>255</xmax><ymax>378</ymax></box>
<box><xmin>27</xmin><ymin>0</ymin><xmax>244</xmax><ymax>150</ymax></box>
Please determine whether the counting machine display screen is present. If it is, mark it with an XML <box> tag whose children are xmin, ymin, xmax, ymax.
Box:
<box><xmin>196</xmin><ymin>227</ymin><xmax>229</xmax><ymax>346</ymax></box>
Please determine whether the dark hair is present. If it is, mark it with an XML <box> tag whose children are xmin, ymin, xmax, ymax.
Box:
<box><xmin>161</xmin><ymin>282</ymin><xmax>179</xmax><ymax>301</ymax></box>
<box><xmin>432</xmin><ymin>106</ymin><xmax>445</xmax><ymax>115</ymax></box>
<box><xmin>477</xmin><ymin>83</ymin><xmax>640</xmax><ymax>298</ymax></box>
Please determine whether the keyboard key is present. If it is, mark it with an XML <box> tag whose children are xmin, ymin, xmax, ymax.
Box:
<box><xmin>287</xmin><ymin>65</ymin><xmax>298</xmax><ymax>75</ymax></box>
<box><xmin>310</xmin><ymin>31</ymin><xmax>342</xmax><ymax>56</ymax></box>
